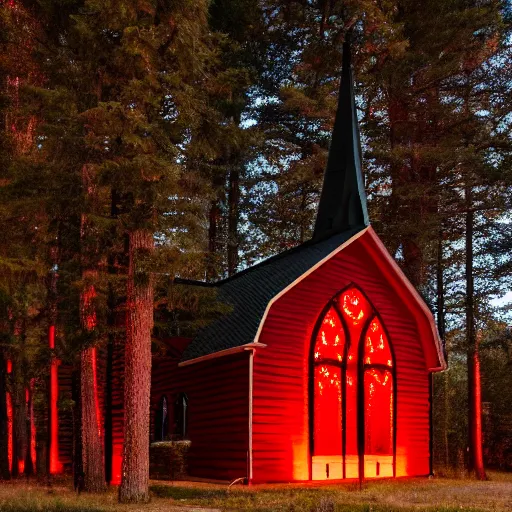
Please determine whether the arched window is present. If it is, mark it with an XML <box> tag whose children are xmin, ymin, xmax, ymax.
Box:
<box><xmin>362</xmin><ymin>317</ymin><xmax>394</xmax><ymax>477</ymax></box>
<box><xmin>311</xmin><ymin>285</ymin><xmax>395</xmax><ymax>480</ymax></box>
<box><xmin>155</xmin><ymin>395</ymin><xmax>168</xmax><ymax>441</ymax></box>
<box><xmin>312</xmin><ymin>305</ymin><xmax>345</xmax><ymax>477</ymax></box>
<box><xmin>174</xmin><ymin>393</ymin><xmax>188</xmax><ymax>440</ymax></box>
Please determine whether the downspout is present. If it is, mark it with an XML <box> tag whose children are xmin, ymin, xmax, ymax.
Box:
<box><xmin>229</xmin><ymin>345</ymin><xmax>257</xmax><ymax>488</ymax></box>
<box><xmin>245</xmin><ymin>346</ymin><xmax>255</xmax><ymax>484</ymax></box>
<box><xmin>429</xmin><ymin>372</ymin><xmax>434</xmax><ymax>476</ymax></box>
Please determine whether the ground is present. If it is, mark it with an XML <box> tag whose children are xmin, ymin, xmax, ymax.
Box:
<box><xmin>0</xmin><ymin>472</ymin><xmax>510</xmax><ymax>512</ymax></box>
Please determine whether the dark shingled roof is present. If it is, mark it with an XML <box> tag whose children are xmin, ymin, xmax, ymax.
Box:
<box><xmin>180</xmin><ymin>40</ymin><xmax>370</xmax><ymax>363</ymax></box>
<box><xmin>180</xmin><ymin>226</ymin><xmax>364</xmax><ymax>362</ymax></box>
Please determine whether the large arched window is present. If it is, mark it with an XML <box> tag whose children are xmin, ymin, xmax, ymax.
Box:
<box><xmin>311</xmin><ymin>285</ymin><xmax>395</xmax><ymax>480</ymax></box>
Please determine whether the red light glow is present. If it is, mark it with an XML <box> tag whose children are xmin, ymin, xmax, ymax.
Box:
<box><xmin>313</xmin><ymin>364</ymin><xmax>342</xmax><ymax>457</ymax></box>
<box><xmin>48</xmin><ymin>325</ymin><xmax>62</xmax><ymax>474</ymax></box>
<box><xmin>364</xmin><ymin>319</ymin><xmax>393</xmax><ymax>367</ymax></box>
<box><xmin>312</xmin><ymin>287</ymin><xmax>396</xmax><ymax>480</ymax></box>
<box><xmin>91</xmin><ymin>348</ymin><xmax>102</xmax><ymax>438</ymax></box>
<box><xmin>338</xmin><ymin>288</ymin><xmax>370</xmax><ymax>326</ymax></box>
<box><xmin>314</xmin><ymin>307</ymin><xmax>345</xmax><ymax>362</ymax></box>
<box><xmin>30</xmin><ymin>380</ymin><xmax>36</xmax><ymax>473</ymax></box>
<box><xmin>111</xmin><ymin>449</ymin><xmax>123</xmax><ymax>485</ymax></box>
<box><xmin>81</xmin><ymin>285</ymin><xmax>97</xmax><ymax>331</ymax></box>
<box><xmin>7</xmin><ymin>391</ymin><xmax>12</xmax><ymax>473</ymax></box>
<box><xmin>364</xmin><ymin>368</ymin><xmax>394</xmax><ymax>476</ymax></box>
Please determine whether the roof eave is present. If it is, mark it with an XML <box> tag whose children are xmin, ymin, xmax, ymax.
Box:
<box><xmin>179</xmin><ymin>342</ymin><xmax>267</xmax><ymax>367</ymax></box>
<box><xmin>364</xmin><ymin>227</ymin><xmax>447</xmax><ymax>372</ymax></box>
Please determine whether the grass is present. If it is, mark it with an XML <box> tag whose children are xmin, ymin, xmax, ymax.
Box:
<box><xmin>0</xmin><ymin>471</ymin><xmax>510</xmax><ymax>512</ymax></box>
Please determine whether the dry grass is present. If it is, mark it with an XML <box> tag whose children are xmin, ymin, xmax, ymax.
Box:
<box><xmin>0</xmin><ymin>472</ymin><xmax>510</xmax><ymax>512</ymax></box>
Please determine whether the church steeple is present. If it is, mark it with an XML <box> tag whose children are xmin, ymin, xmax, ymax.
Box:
<box><xmin>312</xmin><ymin>39</ymin><xmax>369</xmax><ymax>242</ymax></box>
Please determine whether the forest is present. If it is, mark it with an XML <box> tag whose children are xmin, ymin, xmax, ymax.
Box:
<box><xmin>0</xmin><ymin>0</ymin><xmax>512</xmax><ymax>506</ymax></box>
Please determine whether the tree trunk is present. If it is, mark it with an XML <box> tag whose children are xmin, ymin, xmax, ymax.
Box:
<box><xmin>79</xmin><ymin>269</ymin><xmax>105</xmax><ymax>492</ymax></box>
<box><xmin>80</xmin><ymin>346</ymin><xmax>105</xmax><ymax>492</ymax></box>
<box><xmin>47</xmin><ymin>262</ymin><xmax>60</xmax><ymax>477</ymax></box>
<box><xmin>24</xmin><ymin>384</ymin><xmax>34</xmax><ymax>476</ymax></box>
<box><xmin>79</xmin><ymin>159</ymin><xmax>105</xmax><ymax>491</ymax></box>
<box><xmin>48</xmin><ymin>325</ymin><xmax>60</xmax><ymax>475</ymax></box>
<box><xmin>0</xmin><ymin>351</ymin><xmax>10</xmax><ymax>479</ymax></box>
<box><xmin>436</xmin><ymin>229</ymin><xmax>450</xmax><ymax>467</ymax></box>
<box><xmin>402</xmin><ymin>238</ymin><xmax>424</xmax><ymax>289</ymax></box>
<box><xmin>465</xmin><ymin>182</ymin><xmax>486</xmax><ymax>480</ymax></box>
<box><xmin>104</xmin><ymin>330</ymin><xmax>113</xmax><ymax>485</ymax></box>
<box><xmin>436</xmin><ymin>231</ymin><xmax>446</xmax><ymax>343</ymax></box>
<box><xmin>119</xmin><ymin>230</ymin><xmax>154</xmax><ymax>503</ymax></box>
<box><xmin>227</xmin><ymin>168</ymin><xmax>240</xmax><ymax>277</ymax></box>
<box><xmin>105</xmin><ymin>188</ymin><xmax>119</xmax><ymax>486</ymax></box>
<box><xmin>207</xmin><ymin>200</ymin><xmax>219</xmax><ymax>281</ymax></box>
<box><xmin>72</xmin><ymin>368</ymin><xmax>83</xmax><ymax>490</ymax></box>
<box><xmin>12</xmin><ymin>321</ymin><xmax>27</xmax><ymax>477</ymax></box>
<box><xmin>471</xmin><ymin>335</ymin><xmax>485</xmax><ymax>479</ymax></box>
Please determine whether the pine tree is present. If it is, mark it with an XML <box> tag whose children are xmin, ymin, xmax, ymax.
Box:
<box><xmin>18</xmin><ymin>0</ymin><xmax>240</xmax><ymax>500</ymax></box>
<box><xmin>0</xmin><ymin>0</ymin><xmax>49</xmax><ymax>478</ymax></box>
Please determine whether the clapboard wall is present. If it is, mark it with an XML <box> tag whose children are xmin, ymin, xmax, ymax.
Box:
<box><xmin>151</xmin><ymin>343</ymin><xmax>250</xmax><ymax>482</ymax></box>
<box><xmin>252</xmin><ymin>229</ymin><xmax>432</xmax><ymax>482</ymax></box>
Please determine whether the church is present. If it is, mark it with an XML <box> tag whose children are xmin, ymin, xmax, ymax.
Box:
<box><xmin>147</xmin><ymin>42</ymin><xmax>446</xmax><ymax>483</ymax></box>
<box><xmin>47</xmin><ymin>42</ymin><xmax>446</xmax><ymax>484</ymax></box>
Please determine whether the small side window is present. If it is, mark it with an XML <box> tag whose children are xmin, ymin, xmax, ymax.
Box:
<box><xmin>174</xmin><ymin>392</ymin><xmax>188</xmax><ymax>439</ymax></box>
<box><xmin>155</xmin><ymin>395</ymin><xmax>168</xmax><ymax>441</ymax></box>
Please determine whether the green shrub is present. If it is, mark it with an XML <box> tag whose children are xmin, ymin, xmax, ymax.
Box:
<box><xmin>149</xmin><ymin>440</ymin><xmax>191</xmax><ymax>480</ymax></box>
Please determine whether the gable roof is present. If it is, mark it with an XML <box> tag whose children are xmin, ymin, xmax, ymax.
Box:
<box><xmin>179</xmin><ymin>225</ymin><xmax>446</xmax><ymax>371</ymax></box>
<box><xmin>180</xmin><ymin>226</ymin><xmax>365</xmax><ymax>362</ymax></box>
<box><xmin>176</xmin><ymin>39</ymin><xmax>445</xmax><ymax>371</ymax></box>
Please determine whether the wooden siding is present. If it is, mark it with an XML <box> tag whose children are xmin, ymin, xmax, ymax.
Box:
<box><xmin>151</xmin><ymin>346</ymin><xmax>250</xmax><ymax>482</ymax></box>
<box><xmin>252</xmin><ymin>230</ymin><xmax>431</xmax><ymax>482</ymax></box>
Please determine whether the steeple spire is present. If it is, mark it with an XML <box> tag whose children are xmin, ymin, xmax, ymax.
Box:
<box><xmin>312</xmin><ymin>38</ymin><xmax>369</xmax><ymax>242</ymax></box>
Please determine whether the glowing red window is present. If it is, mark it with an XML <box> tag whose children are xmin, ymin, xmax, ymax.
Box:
<box><xmin>312</xmin><ymin>306</ymin><xmax>344</xmax><ymax>475</ymax></box>
<box><xmin>313</xmin><ymin>306</ymin><xmax>346</xmax><ymax>363</ymax></box>
<box><xmin>363</xmin><ymin>318</ymin><xmax>393</xmax><ymax>367</ymax></box>
<box><xmin>364</xmin><ymin>368</ymin><xmax>394</xmax><ymax>456</ymax></box>
<box><xmin>313</xmin><ymin>364</ymin><xmax>342</xmax><ymax>456</ymax></box>
<box><xmin>337</xmin><ymin>287</ymin><xmax>371</xmax><ymax>328</ymax></box>
<box><xmin>311</xmin><ymin>286</ymin><xmax>396</xmax><ymax>480</ymax></box>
